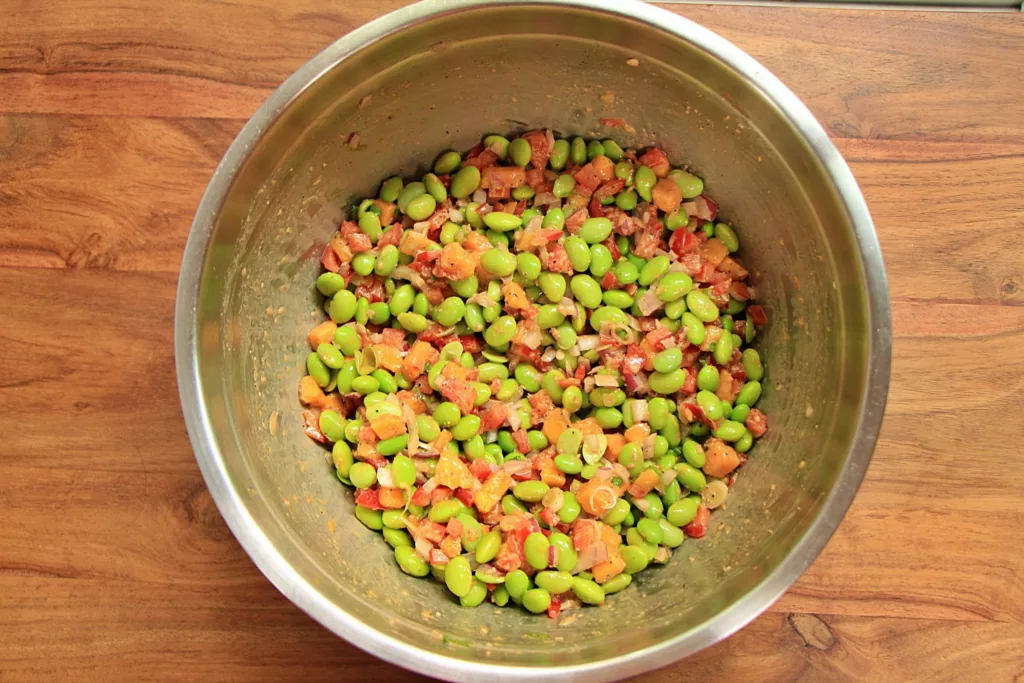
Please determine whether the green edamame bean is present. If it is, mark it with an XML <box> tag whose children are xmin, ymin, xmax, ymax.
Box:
<box><xmin>433</xmin><ymin>150</ymin><xmax>462</xmax><ymax>175</ymax></box>
<box><xmin>379</xmin><ymin>176</ymin><xmax>403</xmax><ymax>203</ymax></box>
<box><xmin>602</xmin><ymin>498</ymin><xmax>631</xmax><ymax>526</ymax></box>
<box><xmin>742</xmin><ymin>348</ymin><xmax>764</xmax><ymax>381</ymax></box>
<box><xmin>638</xmin><ymin>255</ymin><xmax>670</xmax><ymax>286</ymax></box>
<box><xmin>424</xmin><ymin>174</ymin><xmax>449</xmax><ymax>203</ymax></box>
<box><xmin>658</xmin><ymin>518</ymin><xmax>685</xmax><ymax>548</ymax></box>
<box><xmin>682</xmin><ymin>312</ymin><xmax>706</xmax><ymax>345</ymax></box>
<box><xmin>483</xmin><ymin>211</ymin><xmax>522</xmax><ymax>232</ymax></box>
<box><xmin>637</xmin><ymin>517</ymin><xmax>665</xmax><ymax>545</ymax></box>
<box><xmin>352</xmin><ymin>252</ymin><xmax>375</xmax><ymax>277</ymax></box>
<box><xmin>564</xmin><ymin>236</ymin><xmax>592</xmax><ymax>272</ymax></box>
<box><xmin>350</xmin><ymin>462</ymin><xmax>376</xmax><ymax>489</ymax></box>
<box><xmin>570</xmin><ymin>274</ymin><xmax>603</xmax><ymax>309</ymax></box>
<box><xmin>535</xmin><ymin>570</ymin><xmax>574</xmax><ymax>595</ymax></box>
<box><xmin>463</xmin><ymin>302</ymin><xmax>485</xmax><ymax>332</ymax></box>
<box><xmin>602</xmin><ymin>139</ymin><xmax>624</xmax><ymax>161</ymax></box>
<box><xmin>615</xmin><ymin>161</ymin><xmax>635</xmax><ymax>183</ymax></box>
<box><xmin>354</xmin><ymin>297</ymin><xmax>370</xmax><ymax>325</ymax></box>
<box><xmin>603</xmin><ymin>289</ymin><xmax>633</xmax><ymax>309</ymax></box>
<box><xmin>670</xmin><ymin>170</ymin><xmax>704</xmax><ymax>199</ymax></box>
<box><xmin>635</xmin><ymin>166</ymin><xmax>656</xmax><ymax>201</ymax></box>
<box><xmin>451</xmin><ymin>415</ymin><xmax>481</xmax><ymax>441</ymax></box>
<box><xmin>505</xmin><ymin>569</ymin><xmax>530</xmax><ymax>601</ymax></box>
<box><xmin>592</xmin><ymin>407</ymin><xmax>622</xmax><ymax>429</ymax></box>
<box><xmin>589</xmin><ymin>244</ymin><xmax>613</xmax><ymax>278</ymax></box>
<box><xmin>667</xmin><ymin>496</ymin><xmax>701</xmax><ymax>526</ymax></box>
<box><xmin>682</xmin><ymin>439</ymin><xmax>706</xmax><ymax>468</ymax></box>
<box><xmin>714</xmin><ymin>420</ymin><xmax>747</xmax><ymax>441</ymax></box>
<box><xmin>395</xmin><ymin>545</ymin><xmax>430</xmax><ymax>576</ymax></box>
<box><xmin>480</xmin><ymin>249</ymin><xmax>518</xmax><ymax>277</ymax></box>
<box><xmin>524</xmin><ymin>532</ymin><xmax>550</xmax><ymax>570</ymax></box>
<box><xmin>620</xmin><ymin>545</ymin><xmax>649</xmax><ymax>574</ymax></box>
<box><xmin>664</xmin><ymin>298</ymin><xmax>688</xmax><ymax>320</ymax></box>
<box><xmin>523</xmin><ymin>588</ymin><xmax>551</xmax><ymax>614</ymax></box>
<box><xmin>557</xmin><ymin>491</ymin><xmax>581</xmax><ymax>524</ymax></box>
<box><xmin>656</xmin><ymin>272</ymin><xmax>694</xmax><ymax>302</ymax></box>
<box><xmin>716</xmin><ymin>223</ymin><xmax>739</xmax><ymax>252</ymax></box>
<box><xmin>382</xmin><ymin>528</ymin><xmax>409</xmax><ymax>552</ymax></box>
<box><xmin>412</xmin><ymin>292</ymin><xmax>429</xmax><ymax>317</ymax></box>
<box><xmin>661</xmin><ymin>414</ymin><xmax>682</xmax><ymax>446</ymax></box>
<box><xmin>586</xmin><ymin>140</ymin><xmax>605</xmax><ymax>160</ymax></box>
<box><xmin>316</xmin><ymin>272</ymin><xmax>345</xmax><ymax>297</ymax></box>
<box><xmin>316</xmin><ymin>343</ymin><xmax>345</xmax><ymax>370</ymax></box>
<box><xmin>450</xmin><ymin>166</ymin><xmax>481</xmax><ymax>199</ymax></box>
<box><xmin>665</xmin><ymin>209</ymin><xmax>688</xmax><ymax>231</ymax></box>
<box><xmin>460</xmin><ymin>580</ymin><xmax>488</xmax><ymax>607</ymax></box>
<box><xmin>695</xmin><ymin>390</ymin><xmax>724</xmax><ymax>422</ymax></box>
<box><xmin>615</xmin><ymin>189</ymin><xmax>638</xmax><ymax>211</ymax></box>
<box><xmin>388</xmin><ymin>284</ymin><xmax>415</xmax><ymax>316</ymax></box>
<box><xmin>484</xmin><ymin>316</ymin><xmax>517</xmax><ymax>347</ymax></box>
<box><xmin>516</xmin><ymin>252</ymin><xmax>542</xmax><ymax>280</ymax></box>
<box><xmin>374</xmin><ymin>244</ymin><xmax>399</xmax><ymax>277</ymax></box>
<box><xmin>534</xmin><ymin>304</ymin><xmax>565</xmax><ymax>330</ymax></box>
<box><xmin>613</xmin><ymin>260</ymin><xmax>639</xmax><ymax>286</ymax></box>
<box><xmin>514</xmin><ymin>480</ymin><xmax>550</xmax><ymax>503</ymax></box>
<box><xmin>405</xmin><ymin>192</ymin><xmax>437</xmax><ymax>222</ymax></box>
<box><xmin>731</xmin><ymin>404</ymin><xmax>751</xmax><ymax>423</ymax></box>
<box><xmin>697</xmin><ymin>364</ymin><xmax>720</xmax><ymax>392</ymax></box>
<box><xmin>554</xmin><ymin>453</ymin><xmax>583</xmax><ymax>474</ymax></box>
<box><xmin>648</xmin><ymin>398</ymin><xmax>670</xmax><ymax>431</ymax></box>
<box><xmin>735</xmin><ymin>429</ymin><xmax>754</xmax><ymax>452</ymax></box>
<box><xmin>433</xmin><ymin>401</ymin><xmax>462</xmax><ymax>428</ymax></box>
<box><xmin>602</xmin><ymin>572</ymin><xmax>632</xmax><ymax>594</ymax></box>
<box><xmin>570</xmin><ymin>137</ymin><xmax>587</xmax><ymax>165</ymax></box>
<box><xmin>429</xmin><ymin>499</ymin><xmax>464</xmax><ymax>524</ymax></box>
<box><xmin>714</xmin><ymin>330</ymin><xmax>734</xmax><ymax>365</ymax></box>
<box><xmin>377</xmin><ymin>434</ymin><xmax>408</xmax><ymax>456</ymax></box>
<box><xmin>508</xmin><ymin>137</ymin><xmax>532</xmax><ymax>166</ymax></box>
<box><xmin>675</xmin><ymin>463</ymin><xmax>707</xmax><ymax>493</ymax></box>
<box><xmin>396</xmin><ymin>312</ymin><xmax>428</xmax><ymax>333</ymax></box>
<box><xmin>549</xmin><ymin>139</ymin><xmax>570</xmax><ymax>170</ymax></box>
<box><xmin>367</xmin><ymin>302</ymin><xmax>390</xmax><ymax>325</ymax></box>
<box><xmin>445</xmin><ymin>556</ymin><xmax>474</xmax><ymax>597</ymax></box>
<box><xmin>649</xmin><ymin>369</ymin><xmax>686</xmax><ymax>395</ymax></box>
<box><xmin>553</xmin><ymin>174</ymin><xmax>576</xmax><ymax>198</ymax></box>
<box><xmin>332</xmin><ymin>441</ymin><xmax>354</xmax><ymax>478</ymax></box>
<box><xmin>562</xmin><ymin>386</ymin><xmax>583</xmax><ymax>414</ymax></box>
<box><xmin>358</xmin><ymin>212</ymin><xmax>382</xmax><ymax>244</ymax></box>
<box><xmin>448</xmin><ymin>275</ymin><xmax>476</xmax><ymax>300</ymax></box>
<box><xmin>514</xmin><ymin>363</ymin><xmax>541</xmax><ymax>393</ymax></box>
<box><xmin>495</xmin><ymin>378</ymin><xmax>519</xmax><ymax>401</ymax></box>
<box><xmin>431</xmin><ymin>296</ymin><xmax>465</xmax><ymax>327</ymax></box>
<box><xmin>484</xmin><ymin>135</ymin><xmax>509</xmax><ymax>159</ymax></box>
<box><xmin>736</xmin><ymin>380</ymin><xmax>762</xmax><ymax>407</ymax></box>
<box><xmin>306</xmin><ymin>352</ymin><xmax>330</xmax><ymax>387</ymax></box>
<box><xmin>580</xmin><ymin>217</ymin><xmax>613</xmax><ymax>244</ymax></box>
<box><xmin>475</xmin><ymin>530</ymin><xmax>502</xmax><ymax>564</ymax></box>
<box><xmin>653</xmin><ymin>347</ymin><xmax>683</xmax><ymax>374</ymax></box>
<box><xmin>686</xmin><ymin>290</ymin><xmax>720</xmax><ymax>322</ymax></box>
<box><xmin>538</xmin><ymin>273</ymin><xmax>567</xmax><ymax>302</ymax></box>
<box><xmin>396</xmin><ymin>182</ymin><xmax>426</xmax><ymax>214</ymax></box>
<box><xmin>318</xmin><ymin>410</ymin><xmax>345</xmax><ymax>442</ymax></box>
<box><xmin>542</xmin><ymin>207</ymin><xmax>565</xmax><ymax>230</ymax></box>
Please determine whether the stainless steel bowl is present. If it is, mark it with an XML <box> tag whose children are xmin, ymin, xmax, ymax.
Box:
<box><xmin>175</xmin><ymin>1</ymin><xmax>891</xmax><ymax>680</ymax></box>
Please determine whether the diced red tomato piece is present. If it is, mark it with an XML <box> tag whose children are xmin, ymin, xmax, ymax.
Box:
<box><xmin>411</xmin><ymin>487</ymin><xmax>430</xmax><ymax>507</ymax></box>
<box><xmin>523</xmin><ymin>131</ymin><xmax>551</xmax><ymax>171</ymax></box>
<box><xmin>454</xmin><ymin>487</ymin><xmax>475</xmax><ymax>507</ymax></box>
<box><xmin>746</xmin><ymin>408</ymin><xmax>768</xmax><ymax>437</ymax></box>
<box><xmin>638</xmin><ymin>148</ymin><xmax>670</xmax><ymax>177</ymax></box>
<box><xmin>682</xmin><ymin>504</ymin><xmax>710</xmax><ymax>538</ymax></box>
<box><xmin>545</xmin><ymin>243</ymin><xmax>573</xmax><ymax>274</ymax></box>
<box><xmin>478</xmin><ymin>402</ymin><xmax>509</xmax><ymax>432</ymax></box>
<box><xmin>355</xmin><ymin>488</ymin><xmax>384</xmax><ymax>511</ymax></box>
<box><xmin>747</xmin><ymin>305</ymin><xmax>769</xmax><ymax>327</ymax></box>
<box><xmin>573</xmin><ymin>164</ymin><xmax>602</xmax><ymax>191</ymax></box>
<box><xmin>547</xmin><ymin>597</ymin><xmax>562</xmax><ymax>620</ymax></box>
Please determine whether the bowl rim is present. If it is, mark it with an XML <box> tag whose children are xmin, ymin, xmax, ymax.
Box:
<box><xmin>175</xmin><ymin>0</ymin><xmax>892</xmax><ymax>680</ymax></box>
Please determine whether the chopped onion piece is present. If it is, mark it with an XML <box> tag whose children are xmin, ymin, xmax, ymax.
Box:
<box><xmin>631</xmin><ymin>400</ymin><xmax>650</xmax><ymax>422</ymax></box>
<box><xmin>577</xmin><ymin>335</ymin><xmax>601</xmax><ymax>351</ymax></box>
<box><xmin>582</xmin><ymin>434</ymin><xmax>608</xmax><ymax>465</ymax></box>
<box><xmin>594</xmin><ymin>374</ymin><xmax>619</xmax><ymax>388</ymax></box>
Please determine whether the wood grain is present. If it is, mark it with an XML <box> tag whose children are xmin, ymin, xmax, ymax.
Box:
<box><xmin>1</xmin><ymin>1</ymin><xmax>1024</xmax><ymax>681</ymax></box>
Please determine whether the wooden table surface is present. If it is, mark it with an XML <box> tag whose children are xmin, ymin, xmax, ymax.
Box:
<box><xmin>2</xmin><ymin>1</ymin><xmax>1023</xmax><ymax>680</ymax></box>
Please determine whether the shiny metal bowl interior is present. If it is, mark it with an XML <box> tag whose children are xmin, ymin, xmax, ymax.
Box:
<box><xmin>175</xmin><ymin>1</ymin><xmax>890</xmax><ymax>680</ymax></box>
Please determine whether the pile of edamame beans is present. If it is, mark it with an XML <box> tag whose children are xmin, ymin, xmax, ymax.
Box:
<box><xmin>299</xmin><ymin>131</ymin><xmax>769</xmax><ymax>618</ymax></box>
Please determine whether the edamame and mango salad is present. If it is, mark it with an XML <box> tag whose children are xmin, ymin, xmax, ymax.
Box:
<box><xmin>299</xmin><ymin>131</ymin><xmax>769</xmax><ymax>618</ymax></box>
